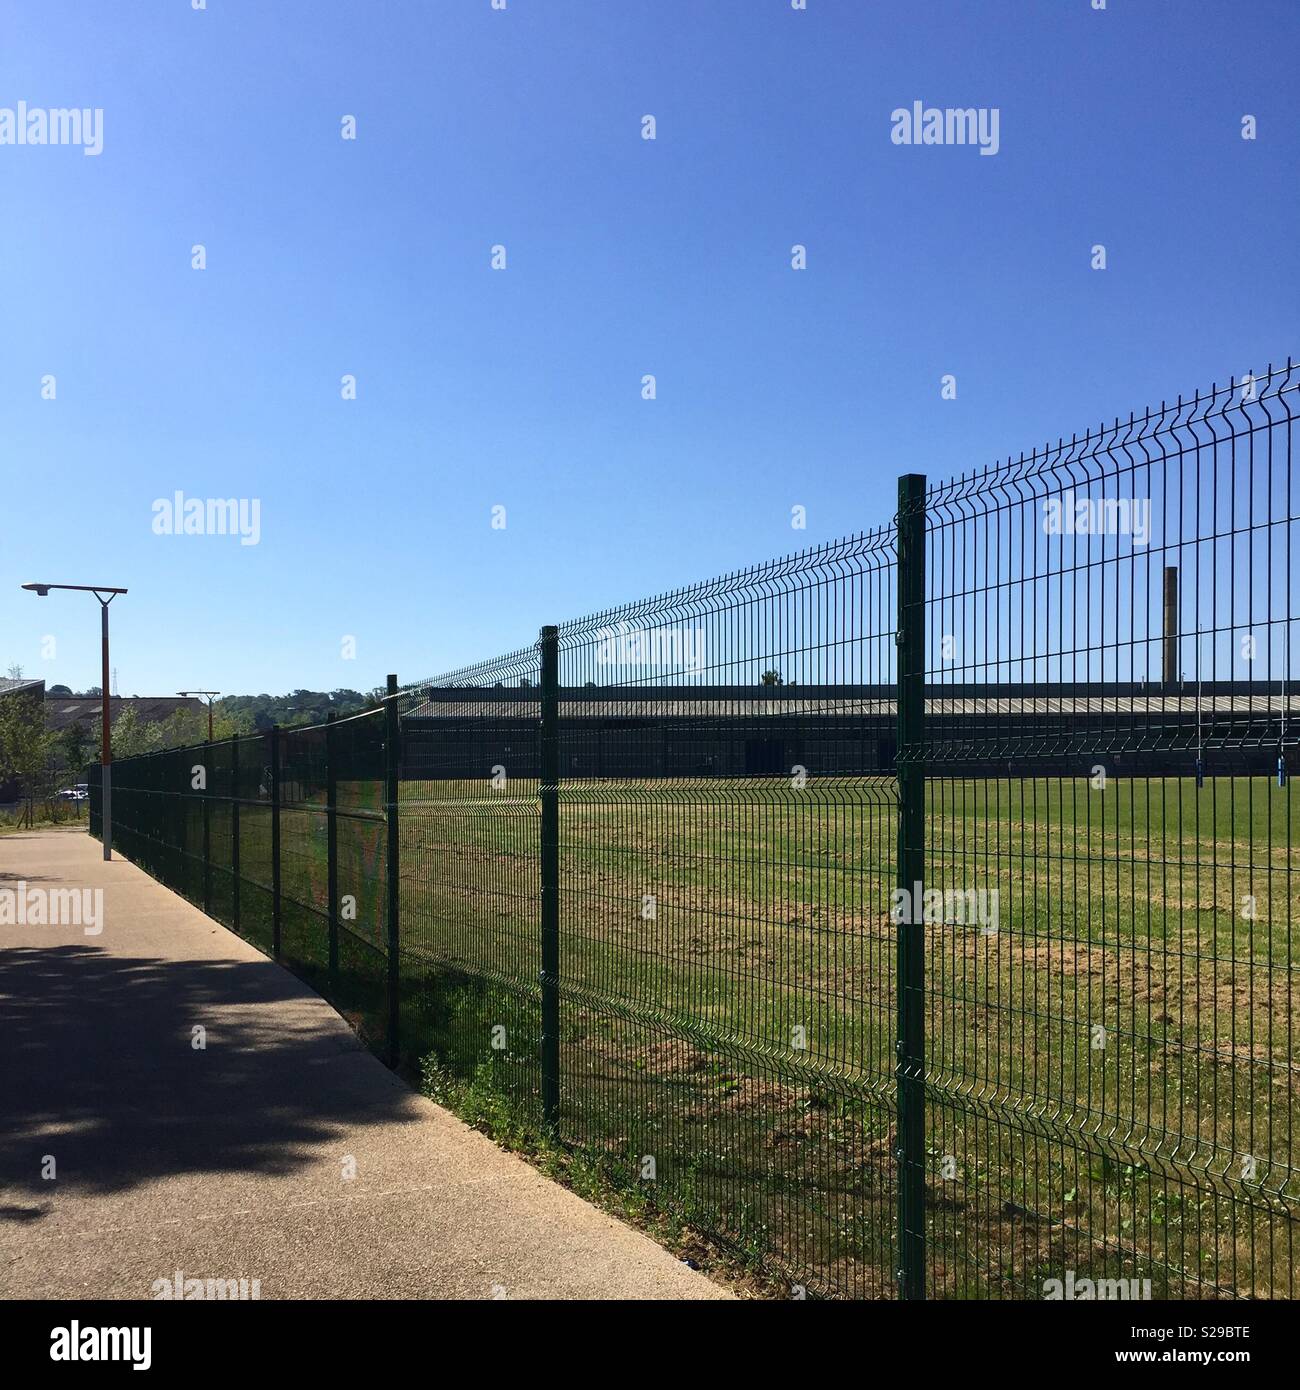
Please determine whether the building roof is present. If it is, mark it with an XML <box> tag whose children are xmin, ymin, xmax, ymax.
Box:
<box><xmin>43</xmin><ymin>695</ymin><xmax>206</xmax><ymax>732</ymax></box>
<box><xmin>406</xmin><ymin>683</ymin><xmax>1300</xmax><ymax>721</ymax></box>
<box><xmin>0</xmin><ymin>677</ymin><xmax>45</xmax><ymax>699</ymax></box>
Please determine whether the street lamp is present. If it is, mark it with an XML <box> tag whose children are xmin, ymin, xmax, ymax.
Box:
<box><xmin>177</xmin><ymin>690</ymin><xmax>220</xmax><ymax>742</ymax></box>
<box><xmin>21</xmin><ymin>582</ymin><xmax>127</xmax><ymax>861</ymax></box>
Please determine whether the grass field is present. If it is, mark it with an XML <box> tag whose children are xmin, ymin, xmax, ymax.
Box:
<box><xmin>397</xmin><ymin>774</ymin><xmax>1297</xmax><ymax>1299</ymax></box>
<box><xmin>105</xmin><ymin>771</ymin><xmax>1298</xmax><ymax>1298</ymax></box>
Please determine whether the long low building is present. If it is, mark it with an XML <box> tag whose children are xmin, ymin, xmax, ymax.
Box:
<box><xmin>401</xmin><ymin>681</ymin><xmax>1300</xmax><ymax>781</ymax></box>
<box><xmin>42</xmin><ymin>693</ymin><xmax>206</xmax><ymax>735</ymax></box>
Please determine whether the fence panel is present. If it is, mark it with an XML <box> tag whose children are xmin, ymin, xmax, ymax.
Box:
<box><xmin>398</xmin><ymin>648</ymin><xmax>546</xmax><ymax>1131</ymax></box>
<box><xmin>554</xmin><ymin>531</ymin><xmax>901</xmax><ymax>1297</ymax></box>
<box><xmin>920</xmin><ymin>365</ymin><xmax>1299</xmax><ymax>1299</ymax></box>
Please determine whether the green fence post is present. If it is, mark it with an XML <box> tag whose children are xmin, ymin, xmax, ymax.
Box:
<box><xmin>271</xmin><ymin>725</ymin><xmax>282</xmax><ymax>961</ymax></box>
<box><xmin>176</xmin><ymin>751</ymin><xmax>187</xmax><ymax>887</ymax></box>
<box><xmin>327</xmin><ymin>712</ymin><xmax>339</xmax><ymax>995</ymax></box>
<box><xmin>202</xmin><ymin>738</ymin><xmax>212</xmax><ymax>915</ymax></box>
<box><xmin>539</xmin><ymin>625</ymin><xmax>560</xmax><ymax>1134</ymax></box>
<box><xmin>231</xmin><ymin>737</ymin><xmax>241</xmax><ymax>934</ymax></box>
<box><xmin>385</xmin><ymin>675</ymin><xmax>401</xmax><ymax>1069</ymax></box>
<box><xmin>896</xmin><ymin>472</ymin><xmax>927</xmax><ymax>1301</ymax></box>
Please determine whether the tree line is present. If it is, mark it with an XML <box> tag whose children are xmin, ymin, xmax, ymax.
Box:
<box><xmin>0</xmin><ymin>685</ymin><xmax>378</xmax><ymax>822</ymax></box>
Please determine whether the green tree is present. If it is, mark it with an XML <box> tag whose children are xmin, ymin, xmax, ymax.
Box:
<box><xmin>60</xmin><ymin>722</ymin><xmax>91</xmax><ymax>772</ymax></box>
<box><xmin>110</xmin><ymin>705</ymin><xmax>162</xmax><ymax>758</ymax></box>
<box><xmin>156</xmin><ymin>706</ymin><xmax>206</xmax><ymax>748</ymax></box>
<box><xmin>0</xmin><ymin>692</ymin><xmax>58</xmax><ymax>826</ymax></box>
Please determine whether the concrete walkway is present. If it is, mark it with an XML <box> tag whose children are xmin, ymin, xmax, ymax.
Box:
<box><xmin>0</xmin><ymin>829</ymin><xmax>729</xmax><ymax>1300</ymax></box>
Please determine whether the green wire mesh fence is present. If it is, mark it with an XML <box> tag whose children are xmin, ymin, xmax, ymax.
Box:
<box><xmin>90</xmin><ymin>361</ymin><xmax>1298</xmax><ymax>1300</ymax></box>
<box><xmin>89</xmin><ymin>712</ymin><xmax>392</xmax><ymax>1051</ymax></box>
<box><xmin>916</xmin><ymin>365</ymin><xmax>1299</xmax><ymax>1299</ymax></box>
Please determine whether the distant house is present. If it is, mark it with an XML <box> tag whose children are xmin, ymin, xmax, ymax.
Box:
<box><xmin>0</xmin><ymin>676</ymin><xmax>44</xmax><ymax>701</ymax></box>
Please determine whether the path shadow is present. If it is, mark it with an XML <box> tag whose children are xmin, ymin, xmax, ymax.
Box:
<box><xmin>0</xmin><ymin>943</ymin><xmax>424</xmax><ymax>1209</ymax></box>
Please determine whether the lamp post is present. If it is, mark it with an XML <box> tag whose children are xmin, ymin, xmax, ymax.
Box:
<box><xmin>178</xmin><ymin>690</ymin><xmax>220</xmax><ymax>742</ymax></box>
<box><xmin>21</xmin><ymin>583</ymin><xmax>127</xmax><ymax>861</ymax></box>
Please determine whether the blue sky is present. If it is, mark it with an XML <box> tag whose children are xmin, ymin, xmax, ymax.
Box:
<box><xmin>1</xmin><ymin>0</ymin><xmax>1296</xmax><ymax>696</ymax></box>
